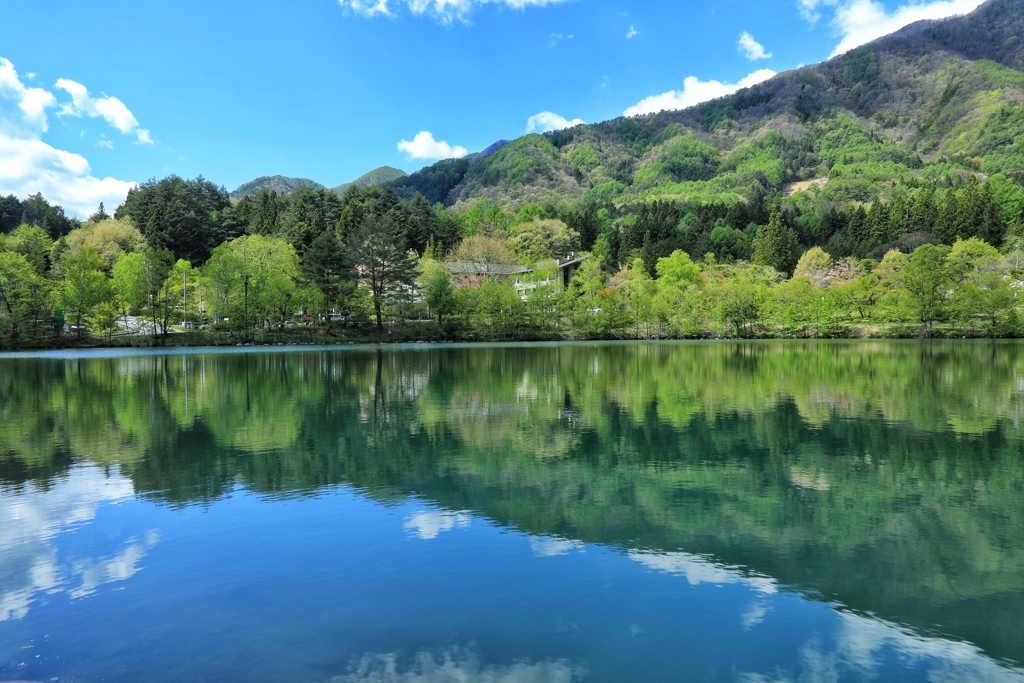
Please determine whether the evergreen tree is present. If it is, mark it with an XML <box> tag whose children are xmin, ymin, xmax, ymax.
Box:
<box><xmin>347</xmin><ymin>214</ymin><xmax>417</xmax><ymax>331</ymax></box>
<box><xmin>752</xmin><ymin>209</ymin><xmax>800</xmax><ymax>274</ymax></box>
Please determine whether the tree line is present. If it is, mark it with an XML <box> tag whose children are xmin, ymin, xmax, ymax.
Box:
<box><xmin>1</xmin><ymin>168</ymin><xmax>1023</xmax><ymax>347</ymax></box>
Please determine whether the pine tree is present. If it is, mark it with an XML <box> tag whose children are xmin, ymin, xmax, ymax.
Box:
<box><xmin>934</xmin><ymin>191</ymin><xmax>959</xmax><ymax>244</ymax></box>
<box><xmin>752</xmin><ymin>209</ymin><xmax>800</xmax><ymax>274</ymax></box>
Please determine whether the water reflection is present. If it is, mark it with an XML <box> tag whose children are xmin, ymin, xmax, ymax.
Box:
<box><xmin>0</xmin><ymin>465</ymin><xmax>156</xmax><ymax>620</ymax></box>
<box><xmin>404</xmin><ymin>509</ymin><xmax>472</xmax><ymax>540</ymax></box>
<box><xmin>0</xmin><ymin>341</ymin><xmax>1023</xmax><ymax>673</ymax></box>
<box><xmin>738</xmin><ymin>611</ymin><xmax>1024</xmax><ymax>683</ymax></box>
<box><xmin>333</xmin><ymin>648</ymin><xmax>582</xmax><ymax>683</ymax></box>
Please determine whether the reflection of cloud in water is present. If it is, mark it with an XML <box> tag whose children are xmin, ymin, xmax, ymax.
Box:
<box><xmin>403</xmin><ymin>510</ymin><xmax>472</xmax><ymax>540</ymax></box>
<box><xmin>70</xmin><ymin>531</ymin><xmax>160</xmax><ymax>598</ymax></box>
<box><xmin>741</xmin><ymin>600</ymin><xmax>771</xmax><ymax>630</ymax></box>
<box><xmin>333</xmin><ymin>648</ymin><xmax>583</xmax><ymax>682</ymax></box>
<box><xmin>529</xmin><ymin>536</ymin><xmax>584</xmax><ymax>557</ymax></box>
<box><xmin>737</xmin><ymin>606</ymin><xmax>1024</xmax><ymax>683</ymax></box>
<box><xmin>628</xmin><ymin>550</ymin><xmax>778</xmax><ymax>595</ymax></box>
<box><xmin>0</xmin><ymin>466</ymin><xmax>157</xmax><ymax>620</ymax></box>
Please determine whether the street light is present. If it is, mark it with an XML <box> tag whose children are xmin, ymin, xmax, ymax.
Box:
<box><xmin>239</xmin><ymin>273</ymin><xmax>252</xmax><ymax>341</ymax></box>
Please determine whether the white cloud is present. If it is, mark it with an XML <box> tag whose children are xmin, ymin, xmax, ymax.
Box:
<box><xmin>623</xmin><ymin>68</ymin><xmax>776</xmax><ymax>117</ymax></box>
<box><xmin>0</xmin><ymin>58</ymin><xmax>137</xmax><ymax>217</ymax></box>
<box><xmin>797</xmin><ymin>0</ymin><xmax>985</xmax><ymax>55</ymax></box>
<box><xmin>546</xmin><ymin>33</ymin><xmax>573</xmax><ymax>50</ymax></box>
<box><xmin>397</xmin><ymin>131</ymin><xmax>468</xmax><ymax>160</ymax></box>
<box><xmin>798</xmin><ymin>0</ymin><xmax>833</xmax><ymax>23</ymax></box>
<box><xmin>339</xmin><ymin>0</ymin><xmax>570</xmax><ymax>23</ymax></box>
<box><xmin>828</xmin><ymin>0</ymin><xmax>984</xmax><ymax>56</ymax></box>
<box><xmin>738</xmin><ymin>32</ymin><xmax>773</xmax><ymax>60</ymax></box>
<box><xmin>96</xmin><ymin>139</ymin><xmax>113</xmax><ymax>150</ymax></box>
<box><xmin>626</xmin><ymin>24</ymin><xmax>639</xmax><ymax>39</ymax></box>
<box><xmin>55</xmin><ymin>78</ymin><xmax>153</xmax><ymax>145</ymax></box>
<box><xmin>525</xmin><ymin>111</ymin><xmax>584</xmax><ymax>133</ymax></box>
<box><xmin>0</xmin><ymin>57</ymin><xmax>57</xmax><ymax>137</ymax></box>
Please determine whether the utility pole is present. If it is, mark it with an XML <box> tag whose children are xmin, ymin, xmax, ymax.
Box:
<box><xmin>239</xmin><ymin>273</ymin><xmax>252</xmax><ymax>341</ymax></box>
<box><xmin>183</xmin><ymin>270</ymin><xmax>188</xmax><ymax>327</ymax></box>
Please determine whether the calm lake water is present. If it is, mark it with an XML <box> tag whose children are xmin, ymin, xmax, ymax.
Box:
<box><xmin>1</xmin><ymin>341</ymin><xmax>1023</xmax><ymax>682</ymax></box>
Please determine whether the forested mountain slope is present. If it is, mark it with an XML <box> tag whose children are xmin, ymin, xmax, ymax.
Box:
<box><xmin>399</xmin><ymin>0</ymin><xmax>1024</xmax><ymax>213</ymax></box>
<box><xmin>230</xmin><ymin>175</ymin><xmax>326</xmax><ymax>201</ymax></box>
<box><xmin>330</xmin><ymin>165</ymin><xmax>408</xmax><ymax>195</ymax></box>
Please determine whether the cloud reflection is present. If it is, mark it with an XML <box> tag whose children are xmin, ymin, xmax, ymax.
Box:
<box><xmin>529</xmin><ymin>536</ymin><xmax>584</xmax><ymax>557</ymax></box>
<box><xmin>633</xmin><ymin>548</ymin><xmax>1023</xmax><ymax>680</ymax></box>
<box><xmin>333</xmin><ymin>647</ymin><xmax>582</xmax><ymax>682</ymax></box>
<box><xmin>403</xmin><ymin>509</ymin><xmax>472</xmax><ymax>540</ymax></box>
<box><xmin>0</xmin><ymin>465</ymin><xmax>157</xmax><ymax>620</ymax></box>
<box><xmin>628</xmin><ymin>550</ymin><xmax>778</xmax><ymax>594</ymax></box>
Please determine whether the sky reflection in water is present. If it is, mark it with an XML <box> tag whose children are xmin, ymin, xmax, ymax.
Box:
<box><xmin>0</xmin><ymin>341</ymin><xmax>1023</xmax><ymax>682</ymax></box>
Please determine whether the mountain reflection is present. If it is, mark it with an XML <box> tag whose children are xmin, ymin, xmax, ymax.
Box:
<box><xmin>1</xmin><ymin>341</ymin><xmax>1023</xmax><ymax>667</ymax></box>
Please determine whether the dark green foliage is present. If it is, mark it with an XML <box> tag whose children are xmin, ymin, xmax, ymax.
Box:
<box><xmin>116</xmin><ymin>176</ymin><xmax>231</xmax><ymax>265</ymax></box>
<box><xmin>331</xmin><ymin>166</ymin><xmax>408</xmax><ymax>195</ymax></box>
<box><xmin>389</xmin><ymin>158</ymin><xmax>471</xmax><ymax>205</ymax></box>
<box><xmin>752</xmin><ymin>209</ymin><xmax>800</xmax><ymax>273</ymax></box>
<box><xmin>346</xmin><ymin>214</ymin><xmax>418</xmax><ymax>331</ymax></box>
<box><xmin>16</xmin><ymin>193</ymin><xmax>77</xmax><ymax>239</ymax></box>
<box><xmin>0</xmin><ymin>195</ymin><xmax>22</xmax><ymax>235</ymax></box>
<box><xmin>230</xmin><ymin>175</ymin><xmax>326</xmax><ymax>201</ymax></box>
<box><xmin>842</xmin><ymin>46</ymin><xmax>880</xmax><ymax>85</ymax></box>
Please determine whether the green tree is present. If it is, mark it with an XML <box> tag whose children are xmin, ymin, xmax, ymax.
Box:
<box><xmin>421</xmin><ymin>261</ymin><xmax>456</xmax><ymax>326</ymax></box>
<box><xmin>301</xmin><ymin>228</ymin><xmax>353</xmax><ymax>322</ymax></box>
<box><xmin>752</xmin><ymin>209</ymin><xmax>800</xmax><ymax>275</ymax></box>
<box><xmin>655</xmin><ymin>250</ymin><xmax>701</xmax><ymax>288</ymax></box>
<box><xmin>59</xmin><ymin>247</ymin><xmax>110</xmax><ymax>338</ymax></box>
<box><xmin>347</xmin><ymin>215</ymin><xmax>418</xmax><ymax>331</ymax></box>
<box><xmin>793</xmin><ymin>247</ymin><xmax>833</xmax><ymax>280</ymax></box>
<box><xmin>6</xmin><ymin>224</ymin><xmax>53</xmax><ymax>275</ymax></box>
<box><xmin>900</xmin><ymin>243</ymin><xmax>951</xmax><ymax>335</ymax></box>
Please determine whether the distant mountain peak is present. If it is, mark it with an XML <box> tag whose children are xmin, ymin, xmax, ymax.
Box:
<box><xmin>332</xmin><ymin>166</ymin><xmax>408</xmax><ymax>195</ymax></box>
<box><xmin>230</xmin><ymin>175</ymin><xmax>325</xmax><ymax>201</ymax></box>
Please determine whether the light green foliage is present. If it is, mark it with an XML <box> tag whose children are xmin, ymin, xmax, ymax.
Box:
<box><xmin>946</xmin><ymin>238</ymin><xmax>1014</xmax><ymax>333</ymax></box>
<box><xmin>900</xmin><ymin>243</ymin><xmax>951</xmax><ymax>333</ymax></box>
<box><xmin>64</xmin><ymin>218</ymin><xmax>147</xmax><ymax>272</ymax></box>
<box><xmin>618</xmin><ymin>259</ymin><xmax>657</xmax><ymax>338</ymax></box>
<box><xmin>204</xmin><ymin>235</ymin><xmax>300</xmax><ymax>332</ymax></box>
<box><xmin>0</xmin><ymin>251</ymin><xmax>52</xmax><ymax>343</ymax></box>
<box><xmin>451</xmin><ymin>234</ymin><xmax>517</xmax><ymax>266</ymax></box>
<box><xmin>59</xmin><ymin>247</ymin><xmax>111</xmax><ymax>336</ymax></box>
<box><xmin>421</xmin><ymin>260</ymin><xmax>456</xmax><ymax>325</ymax></box>
<box><xmin>655</xmin><ymin>250</ymin><xmax>701</xmax><ymax>288</ymax></box>
<box><xmin>793</xmin><ymin>247</ymin><xmax>833</xmax><ymax>280</ymax></box>
<box><xmin>6</xmin><ymin>225</ymin><xmax>53</xmax><ymax>275</ymax></box>
<box><xmin>565</xmin><ymin>143</ymin><xmax>600</xmax><ymax>173</ymax></box>
<box><xmin>507</xmin><ymin>219</ymin><xmax>580</xmax><ymax>262</ymax></box>
<box><xmin>163</xmin><ymin>259</ymin><xmax>201</xmax><ymax>326</ymax></box>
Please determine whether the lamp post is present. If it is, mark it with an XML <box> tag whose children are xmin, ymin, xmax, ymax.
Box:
<box><xmin>239</xmin><ymin>273</ymin><xmax>252</xmax><ymax>341</ymax></box>
<box><xmin>182</xmin><ymin>270</ymin><xmax>188</xmax><ymax>327</ymax></box>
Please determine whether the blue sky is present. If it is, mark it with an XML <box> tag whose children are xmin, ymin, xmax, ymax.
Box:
<box><xmin>0</xmin><ymin>0</ymin><xmax>986</xmax><ymax>216</ymax></box>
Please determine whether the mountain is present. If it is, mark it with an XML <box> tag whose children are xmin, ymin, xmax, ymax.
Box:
<box><xmin>230</xmin><ymin>175</ymin><xmax>326</xmax><ymax>201</ymax></box>
<box><xmin>394</xmin><ymin>0</ymin><xmax>1024</xmax><ymax>209</ymax></box>
<box><xmin>386</xmin><ymin>140</ymin><xmax>511</xmax><ymax>205</ymax></box>
<box><xmin>331</xmin><ymin>166</ymin><xmax>408</xmax><ymax>195</ymax></box>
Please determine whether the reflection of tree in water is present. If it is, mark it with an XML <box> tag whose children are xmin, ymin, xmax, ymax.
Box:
<box><xmin>1</xmin><ymin>341</ymin><xmax>1023</xmax><ymax>664</ymax></box>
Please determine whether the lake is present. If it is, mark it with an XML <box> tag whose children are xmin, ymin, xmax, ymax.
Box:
<box><xmin>0</xmin><ymin>341</ymin><xmax>1022</xmax><ymax>682</ymax></box>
